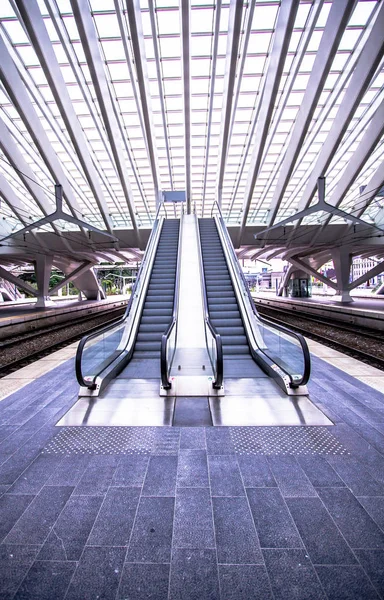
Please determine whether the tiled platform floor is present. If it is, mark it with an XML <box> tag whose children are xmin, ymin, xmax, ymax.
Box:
<box><xmin>0</xmin><ymin>349</ymin><xmax>384</xmax><ymax>599</ymax></box>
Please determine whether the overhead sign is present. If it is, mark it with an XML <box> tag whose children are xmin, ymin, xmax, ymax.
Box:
<box><xmin>162</xmin><ymin>191</ymin><xmax>186</xmax><ymax>203</ymax></box>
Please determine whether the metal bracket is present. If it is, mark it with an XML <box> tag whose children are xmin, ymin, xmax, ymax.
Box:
<box><xmin>1</xmin><ymin>184</ymin><xmax>119</xmax><ymax>243</ymax></box>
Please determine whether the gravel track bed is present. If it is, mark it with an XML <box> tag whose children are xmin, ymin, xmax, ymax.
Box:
<box><xmin>0</xmin><ymin>308</ymin><xmax>126</xmax><ymax>370</ymax></box>
<box><xmin>258</xmin><ymin>306</ymin><xmax>384</xmax><ymax>368</ymax></box>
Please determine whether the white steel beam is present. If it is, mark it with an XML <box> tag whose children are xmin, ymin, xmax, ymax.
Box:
<box><xmin>0</xmin><ymin>265</ymin><xmax>38</xmax><ymax>296</ymax></box>
<box><xmin>70</xmin><ymin>0</ymin><xmax>140</xmax><ymax>242</ymax></box>
<box><xmin>202</xmin><ymin>0</ymin><xmax>222</xmax><ymax>216</ymax></box>
<box><xmin>180</xmin><ymin>0</ymin><xmax>191</xmax><ymax>213</ymax></box>
<box><xmin>217</xmin><ymin>0</ymin><xmax>244</xmax><ymax>208</ymax></box>
<box><xmin>296</xmin><ymin>2</ymin><xmax>384</xmax><ymax>214</ymax></box>
<box><xmin>0</xmin><ymin>33</ymin><xmax>84</xmax><ymax>219</ymax></box>
<box><xmin>15</xmin><ymin>0</ymin><xmax>114</xmax><ymax>234</ymax></box>
<box><xmin>237</xmin><ymin>0</ymin><xmax>300</xmax><ymax>245</ymax></box>
<box><xmin>125</xmin><ymin>0</ymin><xmax>160</xmax><ymax>203</ymax></box>
<box><xmin>266</xmin><ymin>0</ymin><xmax>356</xmax><ymax>229</ymax></box>
<box><xmin>352</xmin><ymin>161</ymin><xmax>384</xmax><ymax>218</ymax></box>
<box><xmin>148</xmin><ymin>0</ymin><xmax>173</xmax><ymax>193</ymax></box>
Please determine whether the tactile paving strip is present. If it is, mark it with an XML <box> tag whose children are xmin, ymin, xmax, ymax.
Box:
<box><xmin>43</xmin><ymin>427</ymin><xmax>155</xmax><ymax>455</ymax></box>
<box><xmin>230</xmin><ymin>427</ymin><xmax>349</xmax><ymax>455</ymax></box>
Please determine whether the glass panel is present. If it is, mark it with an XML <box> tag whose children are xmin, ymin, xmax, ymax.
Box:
<box><xmin>257</xmin><ymin>319</ymin><xmax>305</xmax><ymax>383</ymax></box>
<box><xmin>80</xmin><ymin>321</ymin><xmax>126</xmax><ymax>383</ymax></box>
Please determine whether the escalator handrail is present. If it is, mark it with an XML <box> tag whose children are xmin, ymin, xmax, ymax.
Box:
<box><xmin>76</xmin><ymin>203</ymin><xmax>166</xmax><ymax>388</ymax></box>
<box><xmin>211</xmin><ymin>201</ymin><xmax>311</xmax><ymax>387</ymax></box>
<box><xmin>196</xmin><ymin>217</ymin><xmax>223</xmax><ymax>389</ymax></box>
<box><xmin>160</xmin><ymin>211</ymin><xmax>184</xmax><ymax>389</ymax></box>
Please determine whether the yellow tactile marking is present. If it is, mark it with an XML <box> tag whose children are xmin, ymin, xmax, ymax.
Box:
<box><xmin>306</xmin><ymin>339</ymin><xmax>384</xmax><ymax>393</ymax></box>
<box><xmin>0</xmin><ymin>344</ymin><xmax>77</xmax><ymax>402</ymax></box>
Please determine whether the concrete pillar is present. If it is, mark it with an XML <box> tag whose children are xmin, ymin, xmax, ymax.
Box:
<box><xmin>34</xmin><ymin>254</ymin><xmax>54</xmax><ymax>307</ymax></box>
<box><xmin>331</xmin><ymin>247</ymin><xmax>353</xmax><ymax>302</ymax></box>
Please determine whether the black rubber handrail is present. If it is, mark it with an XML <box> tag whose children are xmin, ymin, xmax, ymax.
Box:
<box><xmin>196</xmin><ymin>217</ymin><xmax>223</xmax><ymax>389</ymax></box>
<box><xmin>212</xmin><ymin>201</ymin><xmax>311</xmax><ymax>387</ymax></box>
<box><xmin>160</xmin><ymin>212</ymin><xmax>183</xmax><ymax>389</ymax></box>
<box><xmin>76</xmin><ymin>203</ymin><xmax>166</xmax><ymax>389</ymax></box>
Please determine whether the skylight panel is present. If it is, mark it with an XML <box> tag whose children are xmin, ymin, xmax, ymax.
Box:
<box><xmin>94</xmin><ymin>13</ymin><xmax>120</xmax><ymax>38</ymax></box>
<box><xmin>101</xmin><ymin>39</ymin><xmax>125</xmax><ymax>61</ymax></box>
<box><xmin>0</xmin><ymin>0</ymin><xmax>15</xmax><ymax>18</ymax></box>
<box><xmin>339</xmin><ymin>29</ymin><xmax>362</xmax><ymax>51</ymax></box>
<box><xmin>62</xmin><ymin>15</ymin><xmax>80</xmax><ymax>41</ymax></box>
<box><xmin>2</xmin><ymin>20</ymin><xmax>29</xmax><ymax>44</ymax></box>
<box><xmin>156</xmin><ymin>9</ymin><xmax>180</xmax><ymax>35</ymax></box>
<box><xmin>247</xmin><ymin>31</ymin><xmax>273</xmax><ymax>54</ymax></box>
<box><xmin>191</xmin><ymin>8</ymin><xmax>214</xmax><ymax>33</ymax></box>
<box><xmin>191</xmin><ymin>35</ymin><xmax>212</xmax><ymax>57</ymax></box>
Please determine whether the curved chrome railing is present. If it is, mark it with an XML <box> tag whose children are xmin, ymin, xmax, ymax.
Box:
<box><xmin>76</xmin><ymin>203</ymin><xmax>167</xmax><ymax>394</ymax></box>
<box><xmin>196</xmin><ymin>216</ymin><xmax>224</xmax><ymax>390</ymax></box>
<box><xmin>160</xmin><ymin>211</ymin><xmax>183</xmax><ymax>389</ymax></box>
<box><xmin>211</xmin><ymin>202</ymin><xmax>310</xmax><ymax>392</ymax></box>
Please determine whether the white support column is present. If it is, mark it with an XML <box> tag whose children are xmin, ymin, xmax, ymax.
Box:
<box><xmin>331</xmin><ymin>247</ymin><xmax>353</xmax><ymax>302</ymax></box>
<box><xmin>278</xmin><ymin>264</ymin><xmax>295</xmax><ymax>296</ymax></box>
<box><xmin>34</xmin><ymin>254</ymin><xmax>54</xmax><ymax>307</ymax></box>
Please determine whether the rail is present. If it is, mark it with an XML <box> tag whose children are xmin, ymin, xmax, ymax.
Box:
<box><xmin>196</xmin><ymin>216</ymin><xmax>223</xmax><ymax>389</ymax></box>
<box><xmin>211</xmin><ymin>201</ymin><xmax>310</xmax><ymax>390</ymax></box>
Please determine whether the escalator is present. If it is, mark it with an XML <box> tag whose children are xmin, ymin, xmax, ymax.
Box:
<box><xmin>75</xmin><ymin>211</ymin><xmax>181</xmax><ymax>397</ymax></box>
<box><xmin>198</xmin><ymin>211</ymin><xmax>311</xmax><ymax>396</ymax></box>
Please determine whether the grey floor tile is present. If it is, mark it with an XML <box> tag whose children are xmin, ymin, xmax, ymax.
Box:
<box><xmin>65</xmin><ymin>546</ymin><xmax>126</xmax><ymax>600</ymax></box>
<box><xmin>355</xmin><ymin>549</ymin><xmax>384</xmax><ymax>598</ymax></box>
<box><xmin>169</xmin><ymin>548</ymin><xmax>220</xmax><ymax>600</ymax></box>
<box><xmin>0</xmin><ymin>426</ymin><xmax>17</xmax><ymax>443</ymax></box>
<box><xmin>142</xmin><ymin>455</ymin><xmax>178</xmax><ymax>496</ymax></box>
<box><xmin>237</xmin><ymin>455</ymin><xmax>277</xmax><ymax>487</ymax></box>
<box><xmin>326</xmin><ymin>457</ymin><xmax>384</xmax><ymax>496</ymax></box>
<box><xmin>219</xmin><ymin>565</ymin><xmax>273</xmax><ymax>600</ymax></box>
<box><xmin>298</xmin><ymin>456</ymin><xmax>345</xmax><ymax>488</ymax></box>
<box><xmin>87</xmin><ymin>487</ymin><xmax>140</xmax><ymax>546</ymax></box>
<box><xmin>208</xmin><ymin>455</ymin><xmax>244</xmax><ymax>496</ymax></box>
<box><xmin>13</xmin><ymin>560</ymin><xmax>76</xmax><ymax>600</ymax></box>
<box><xmin>180</xmin><ymin>428</ymin><xmax>206</xmax><ymax>449</ymax></box>
<box><xmin>117</xmin><ymin>563</ymin><xmax>170</xmax><ymax>600</ymax></box>
<box><xmin>112</xmin><ymin>455</ymin><xmax>149</xmax><ymax>487</ymax></box>
<box><xmin>213</xmin><ymin>496</ymin><xmax>263</xmax><ymax>564</ymax></box>
<box><xmin>173</xmin><ymin>397</ymin><xmax>212</xmax><ymax>426</ymax></box>
<box><xmin>318</xmin><ymin>488</ymin><xmax>384</xmax><ymax>549</ymax></box>
<box><xmin>268</xmin><ymin>456</ymin><xmax>317</xmax><ymax>497</ymax></box>
<box><xmin>0</xmin><ymin>544</ymin><xmax>39</xmax><ymax>598</ymax></box>
<box><xmin>357</xmin><ymin>497</ymin><xmax>384</xmax><ymax>531</ymax></box>
<box><xmin>4</xmin><ymin>486</ymin><xmax>74</xmax><ymax>545</ymax></box>
<box><xmin>286</xmin><ymin>497</ymin><xmax>357</xmax><ymax>565</ymax></box>
<box><xmin>8</xmin><ymin>455</ymin><xmax>64</xmax><ymax>495</ymax></box>
<box><xmin>315</xmin><ymin>565</ymin><xmax>380</xmax><ymax>600</ymax></box>
<box><xmin>173</xmin><ymin>487</ymin><xmax>215</xmax><ymax>549</ymax></box>
<box><xmin>205</xmin><ymin>429</ymin><xmax>234</xmax><ymax>455</ymax></box>
<box><xmin>37</xmin><ymin>495</ymin><xmax>103</xmax><ymax>561</ymax></box>
<box><xmin>127</xmin><ymin>496</ymin><xmax>174</xmax><ymax>563</ymax></box>
<box><xmin>177</xmin><ymin>449</ymin><xmax>208</xmax><ymax>487</ymax></box>
<box><xmin>263</xmin><ymin>549</ymin><xmax>325</xmax><ymax>600</ymax></box>
<box><xmin>0</xmin><ymin>494</ymin><xmax>34</xmax><ymax>544</ymax></box>
<box><xmin>247</xmin><ymin>488</ymin><xmax>303</xmax><ymax>549</ymax></box>
<box><xmin>73</xmin><ymin>463</ymin><xmax>116</xmax><ymax>496</ymax></box>
<box><xmin>47</xmin><ymin>455</ymin><xmax>91</xmax><ymax>486</ymax></box>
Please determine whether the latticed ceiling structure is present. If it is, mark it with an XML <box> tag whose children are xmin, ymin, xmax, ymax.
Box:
<box><xmin>0</xmin><ymin>0</ymin><xmax>383</xmax><ymax>263</ymax></box>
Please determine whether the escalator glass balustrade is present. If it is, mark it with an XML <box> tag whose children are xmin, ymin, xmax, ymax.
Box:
<box><xmin>199</xmin><ymin>213</ymin><xmax>310</xmax><ymax>394</ymax></box>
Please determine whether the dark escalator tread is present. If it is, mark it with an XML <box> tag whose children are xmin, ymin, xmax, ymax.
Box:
<box><xmin>199</xmin><ymin>217</ymin><xmax>251</xmax><ymax>358</ymax></box>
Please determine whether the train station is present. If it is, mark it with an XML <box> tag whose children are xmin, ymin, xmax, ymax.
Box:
<box><xmin>0</xmin><ymin>0</ymin><xmax>384</xmax><ymax>598</ymax></box>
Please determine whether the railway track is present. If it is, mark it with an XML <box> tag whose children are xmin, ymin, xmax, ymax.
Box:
<box><xmin>257</xmin><ymin>304</ymin><xmax>384</xmax><ymax>371</ymax></box>
<box><xmin>0</xmin><ymin>305</ymin><xmax>127</xmax><ymax>377</ymax></box>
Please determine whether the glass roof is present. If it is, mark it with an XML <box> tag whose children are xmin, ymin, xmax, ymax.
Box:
<box><xmin>0</xmin><ymin>0</ymin><xmax>383</xmax><ymax>244</ymax></box>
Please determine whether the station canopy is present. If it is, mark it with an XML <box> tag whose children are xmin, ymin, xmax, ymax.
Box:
<box><xmin>0</xmin><ymin>0</ymin><xmax>383</xmax><ymax>250</ymax></box>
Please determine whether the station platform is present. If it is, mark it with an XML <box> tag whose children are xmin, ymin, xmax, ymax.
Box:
<box><xmin>0</xmin><ymin>341</ymin><xmax>384</xmax><ymax>599</ymax></box>
<box><xmin>253</xmin><ymin>291</ymin><xmax>384</xmax><ymax>331</ymax></box>
<box><xmin>0</xmin><ymin>295</ymin><xmax>128</xmax><ymax>339</ymax></box>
